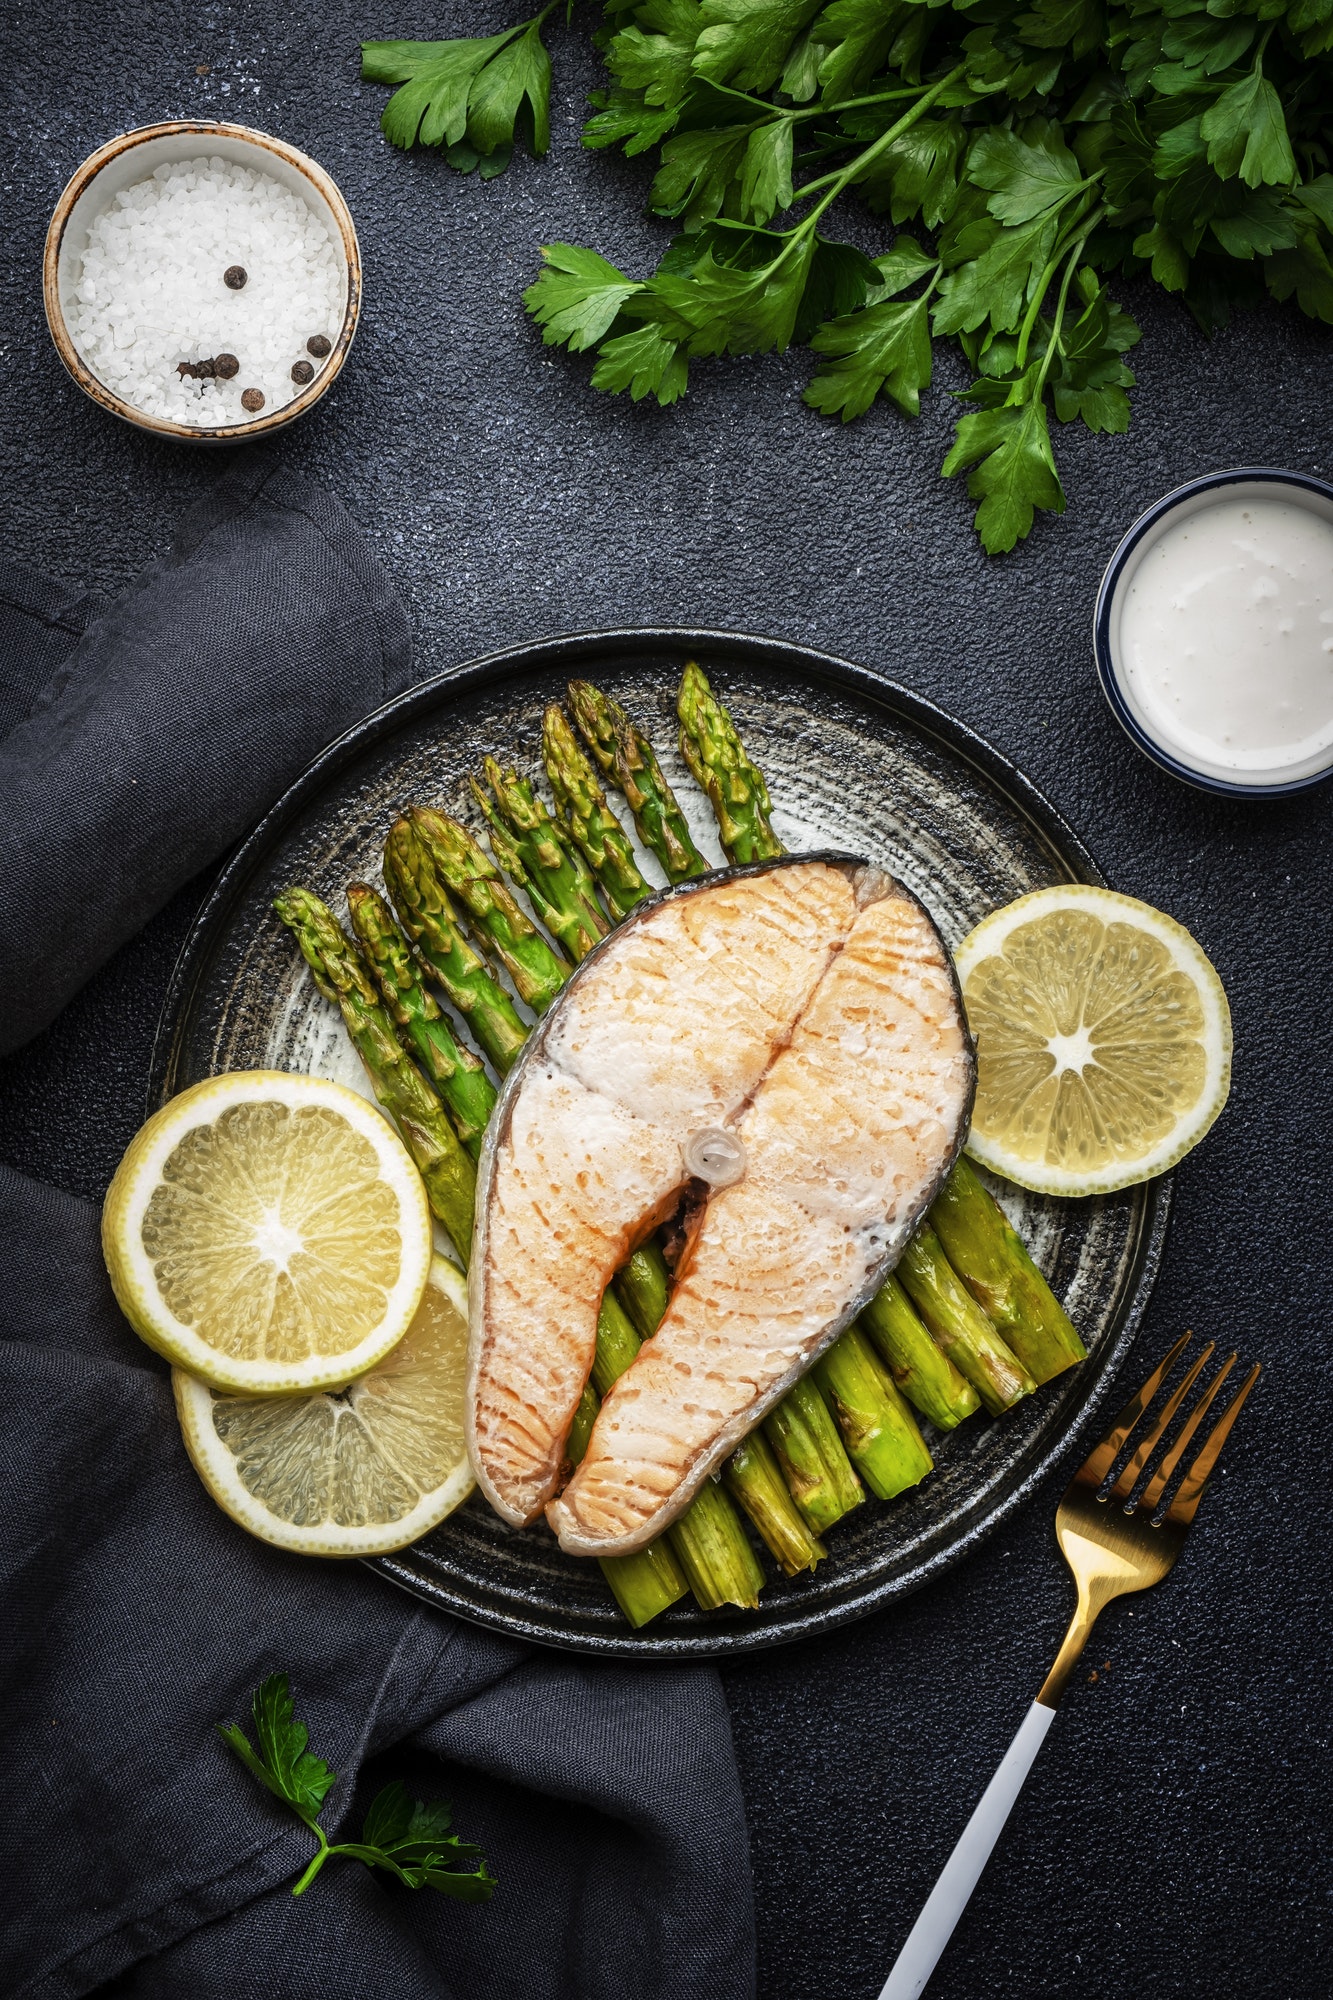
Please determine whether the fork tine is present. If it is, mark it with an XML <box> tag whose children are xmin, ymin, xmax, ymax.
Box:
<box><xmin>1109</xmin><ymin>1342</ymin><xmax>1215</xmax><ymax>1508</ymax></box>
<box><xmin>1075</xmin><ymin>1331</ymin><xmax>1192</xmax><ymax>1489</ymax></box>
<box><xmin>1164</xmin><ymin>1361</ymin><xmax>1261</xmax><ymax>1528</ymax></box>
<box><xmin>1138</xmin><ymin>1352</ymin><xmax>1237</xmax><ymax>1515</ymax></box>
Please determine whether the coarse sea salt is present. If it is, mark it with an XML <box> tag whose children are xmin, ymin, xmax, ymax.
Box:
<box><xmin>66</xmin><ymin>155</ymin><xmax>345</xmax><ymax>427</ymax></box>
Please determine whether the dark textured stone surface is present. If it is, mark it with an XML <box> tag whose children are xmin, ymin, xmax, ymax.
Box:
<box><xmin>2</xmin><ymin>6</ymin><xmax>1330</xmax><ymax>1996</ymax></box>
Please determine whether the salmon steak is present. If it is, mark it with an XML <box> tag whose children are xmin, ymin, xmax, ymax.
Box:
<box><xmin>468</xmin><ymin>856</ymin><xmax>973</xmax><ymax>1543</ymax></box>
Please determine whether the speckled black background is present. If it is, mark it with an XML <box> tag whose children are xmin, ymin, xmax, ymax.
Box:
<box><xmin>2</xmin><ymin>6</ymin><xmax>1330</xmax><ymax>1996</ymax></box>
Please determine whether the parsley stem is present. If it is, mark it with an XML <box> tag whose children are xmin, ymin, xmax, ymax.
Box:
<box><xmin>290</xmin><ymin>1821</ymin><xmax>332</xmax><ymax>1897</ymax></box>
<box><xmin>1034</xmin><ymin>216</ymin><xmax>1103</xmax><ymax>401</ymax></box>
<box><xmin>793</xmin><ymin>65</ymin><xmax>968</xmax><ymax>228</ymax></box>
<box><xmin>1013</xmin><ymin>186</ymin><xmax>1104</xmax><ymax>373</ymax></box>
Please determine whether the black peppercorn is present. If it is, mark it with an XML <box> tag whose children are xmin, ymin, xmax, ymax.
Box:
<box><xmin>196</xmin><ymin>357</ymin><xmax>217</xmax><ymax>380</ymax></box>
<box><xmin>291</xmin><ymin>359</ymin><xmax>315</xmax><ymax>386</ymax></box>
<box><xmin>240</xmin><ymin>387</ymin><xmax>265</xmax><ymax>413</ymax></box>
<box><xmin>214</xmin><ymin>352</ymin><xmax>240</xmax><ymax>380</ymax></box>
<box><xmin>306</xmin><ymin>334</ymin><xmax>332</xmax><ymax>358</ymax></box>
<box><xmin>224</xmin><ymin>265</ymin><xmax>248</xmax><ymax>290</ymax></box>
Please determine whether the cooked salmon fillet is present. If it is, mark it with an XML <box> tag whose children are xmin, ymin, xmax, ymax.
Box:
<box><xmin>468</xmin><ymin>859</ymin><xmax>858</xmax><ymax>1527</ymax></box>
<box><xmin>546</xmin><ymin>875</ymin><xmax>973</xmax><ymax>1556</ymax></box>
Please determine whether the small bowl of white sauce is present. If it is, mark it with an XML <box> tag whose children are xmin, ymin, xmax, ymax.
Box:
<box><xmin>1095</xmin><ymin>469</ymin><xmax>1333</xmax><ymax>796</ymax></box>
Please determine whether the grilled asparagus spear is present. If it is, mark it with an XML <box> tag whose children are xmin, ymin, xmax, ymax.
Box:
<box><xmin>542</xmin><ymin>703</ymin><xmax>653</xmax><ymax>920</ymax></box>
<box><xmin>857</xmin><ymin>1277</ymin><xmax>980</xmax><ymax>1431</ymax></box>
<box><xmin>272</xmin><ymin>888</ymin><xmax>476</xmax><ymax>1266</ymax></box>
<box><xmin>409</xmin><ymin>804</ymin><xmax>569</xmax><ymax>1015</ymax></box>
<box><xmin>897</xmin><ymin>1225</ymin><xmax>1036</xmax><ymax>1416</ymax></box>
<box><xmin>347</xmin><ymin>883</ymin><xmax>496</xmax><ymax>1158</ymax></box>
<box><xmin>568</xmin><ymin>680</ymin><xmax>707</xmax><ymax>883</ymax></box>
<box><xmin>472</xmin><ymin>757</ymin><xmax>610</xmax><ymax>964</ymax></box>
<box><xmin>675</xmin><ymin>660</ymin><xmax>781</xmax><ymax>865</ymax></box>
<box><xmin>382</xmin><ymin>819</ymin><xmax>528</xmax><ymax>1075</ymax></box>
<box><xmin>814</xmin><ymin>1322</ymin><xmax>934</xmax><ymax>1501</ymax></box>
<box><xmin>928</xmin><ymin>1155</ymin><xmax>1087</xmax><ymax>1384</ymax></box>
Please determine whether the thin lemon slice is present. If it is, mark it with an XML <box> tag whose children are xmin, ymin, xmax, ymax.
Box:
<box><xmin>103</xmin><ymin>1072</ymin><xmax>433</xmax><ymax>1394</ymax></box>
<box><xmin>174</xmin><ymin>1256</ymin><xmax>473</xmax><ymax>1556</ymax></box>
<box><xmin>955</xmin><ymin>885</ymin><xmax>1231</xmax><ymax>1197</ymax></box>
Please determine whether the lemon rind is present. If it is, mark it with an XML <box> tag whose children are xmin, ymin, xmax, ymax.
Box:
<box><xmin>954</xmin><ymin>884</ymin><xmax>1232</xmax><ymax>1198</ymax></box>
<box><xmin>104</xmin><ymin>1071</ymin><xmax>434</xmax><ymax>1395</ymax></box>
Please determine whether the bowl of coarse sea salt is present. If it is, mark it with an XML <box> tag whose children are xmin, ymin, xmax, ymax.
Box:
<box><xmin>44</xmin><ymin>121</ymin><xmax>360</xmax><ymax>442</ymax></box>
<box><xmin>1095</xmin><ymin>468</ymin><xmax>1333</xmax><ymax>798</ymax></box>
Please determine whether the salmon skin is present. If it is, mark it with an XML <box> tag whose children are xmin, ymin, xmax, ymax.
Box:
<box><xmin>468</xmin><ymin>856</ymin><xmax>974</xmax><ymax>1543</ymax></box>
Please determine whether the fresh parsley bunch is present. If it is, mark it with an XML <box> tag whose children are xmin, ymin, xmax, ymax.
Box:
<box><xmin>363</xmin><ymin>3</ymin><xmax>1333</xmax><ymax>553</ymax></box>
<box><xmin>220</xmin><ymin>1674</ymin><xmax>496</xmax><ymax>1901</ymax></box>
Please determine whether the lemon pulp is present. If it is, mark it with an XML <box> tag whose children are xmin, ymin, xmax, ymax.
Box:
<box><xmin>174</xmin><ymin>1256</ymin><xmax>474</xmax><ymax>1555</ymax></box>
<box><xmin>955</xmin><ymin>887</ymin><xmax>1231</xmax><ymax>1196</ymax></box>
<box><xmin>103</xmin><ymin>1072</ymin><xmax>433</xmax><ymax>1394</ymax></box>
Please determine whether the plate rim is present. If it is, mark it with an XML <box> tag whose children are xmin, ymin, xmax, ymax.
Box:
<box><xmin>150</xmin><ymin>625</ymin><xmax>1172</xmax><ymax>1659</ymax></box>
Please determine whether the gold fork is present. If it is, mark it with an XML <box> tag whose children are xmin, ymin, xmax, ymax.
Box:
<box><xmin>878</xmin><ymin>1333</ymin><xmax>1261</xmax><ymax>2000</ymax></box>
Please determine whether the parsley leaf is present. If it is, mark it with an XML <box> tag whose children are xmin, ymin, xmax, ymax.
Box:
<box><xmin>942</xmin><ymin>388</ymin><xmax>1067</xmax><ymax>555</ymax></box>
<box><xmin>1198</xmin><ymin>51</ymin><xmax>1297</xmax><ymax>190</ymax></box>
<box><xmin>693</xmin><ymin>0</ymin><xmax>826</xmax><ymax>95</ymax></box>
<box><xmin>220</xmin><ymin>1674</ymin><xmax>496</xmax><ymax>1903</ymax></box>
<box><xmin>805</xmin><ymin>282</ymin><xmax>935</xmax><ymax>419</ymax></box>
<box><xmin>362</xmin><ymin>6</ymin><xmax>557</xmax><ymax>174</ymax></box>
<box><xmin>524</xmin><ymin>243</ymin><xmax>644</xmax><ymax>349</ymax></box>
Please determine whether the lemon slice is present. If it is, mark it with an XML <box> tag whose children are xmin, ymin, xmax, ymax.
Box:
<box><xmin>174</xmin><ymin>1256</ymin><xmax>474</xmax><ymax>1556</ymax></box>
<box><xmin>103</xmin><ymin>1072</ymin><xmax>433</xmax><ymax>1394</ymax></box>
<box><xmin>954</xmin><ymin>885</ymin><xmax>1231</xmax><ymax>1197</ymax></box>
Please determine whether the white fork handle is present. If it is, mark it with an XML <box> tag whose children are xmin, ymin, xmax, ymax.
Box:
<box><xmin>877</xmin><ymin>1701</ymin><xmax>1057</xmax><ymax>1999</ymax></box>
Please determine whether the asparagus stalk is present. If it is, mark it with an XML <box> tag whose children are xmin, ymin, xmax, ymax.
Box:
<box><xmin>567</xmin><ymin>1382</ymin><xmax>600</xmax><ymax>1467</ymax></box>
<box><xmin>724</xmin><ymin>1433</ymin><xmax>827</xmax><ymax>1577</ymax></box>
<box><xmin>473</xmin><ymin>758</ymin><xmax>610</xmax><ymax>964</ymax></box>
<box><xmin>382</xmin><ymin>819</ymin><xmax>528</xmax><ymax>1075</ymax></box>
<box><xmin>669</xmin><ymin>1479</ymin><xmax>764</xmax><ymax>1612</ymax></box>
<box><xmin>599</xmin><ymin>1539</ymin><xmax>692</xmax><ymax>1628</ymax></box>
<box><xmin>675</xmin><ymin>661</ymin><xmax>781</xmax><ymax>865</ymax></box>
<box><xmin>568</xmin><ymin>680</ymin><xmax>708</xmax><ymax>883</ymax></box>
<box><xmin>928</xmin><ymin>1155</ymin><xmax>1087</xmax><ymax>1384</ymax></box>
<box><xmin>857</xmin><ymin>1277</ymin><xmax>980</xmax><ymax>1431</ymax></box>
<box><xmin>896</xmin><ymin>1224</ymin><xmax>1035</xmax><ymax>1417</ymax></box>
<box><xmin>347</xmin><ymin>884</ymin><xmax>496</xmax><ymax>1158</ymax></box>
<box><xmin>542</xmin><ymin>704</ymin><xmax>654</xmax><ymax>920</ymax></box>
<box><xmin>591</xmin><ymin>1285</ymin><xmax>764</xmax><ymax>1611</ymax></box>
<box><xmin>273</xmin><ymin>888</ymin><xmax>476</xmax><ymax>1266</ymax></box>
<box><xmin>814</xmin><ymin>1323</ymin><xmax>933</xmax><ymax>1501</ymax></box>
<box><xmin>763</xmin><ymin>1376</ymin><xmax>865</xmax><ymax>1534</ymax></box>
<box><xmin>612</xmin><ymin>1240</ymin><xmax>671</xmax><ymax>1340</ymax></box>
<box><xmin>409</xmin><ymin>804</ymin><xmax>569</xmax><ymax>1015</ymax></box>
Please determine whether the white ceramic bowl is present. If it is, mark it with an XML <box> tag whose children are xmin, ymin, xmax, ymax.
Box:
<box><xmin>43</xmin><ymin>120</ymin><xmax>361</xmax><ymax>444</ymax></box>
<box><xmin>1094</xmin><ymin>467</ymin><xmax>1333</xmax><ymax>798</ymax></box>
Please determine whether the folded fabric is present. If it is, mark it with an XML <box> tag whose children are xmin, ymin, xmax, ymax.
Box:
<box><xmin>0</xmin><ymin>452</ymin><xmax>412</xmax><ymax>1055</ymax></box>
<box><xmin>0</xmin><ymin>464</ymin><xmax>755</xmax><ymax>1999</ymax></box>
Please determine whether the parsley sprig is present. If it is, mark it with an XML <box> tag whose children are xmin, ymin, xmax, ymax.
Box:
<box><xmin>219</xmin><ymin>1674</ymin><xmax>496</xmax><ymax>1902</ymax></box>
<box><xmin>362</xmin><ymin>2</ymin><xmax>1333</xmax><ymax>552</ymax></box>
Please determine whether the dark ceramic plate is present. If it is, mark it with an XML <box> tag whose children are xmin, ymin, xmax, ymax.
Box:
<box><xmin>152</xmin><ymin>630</ymin><xmax>1169</xmax><ymax>1658</ymax></box>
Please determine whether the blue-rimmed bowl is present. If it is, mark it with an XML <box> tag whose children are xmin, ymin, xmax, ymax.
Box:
<box><xmin>1094</xmin><ymin>467</ymin><xmax>1333</xmax><ymax>799</ymax></box>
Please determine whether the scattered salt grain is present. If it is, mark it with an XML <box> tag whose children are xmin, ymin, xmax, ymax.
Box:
<box><xmin>66</xmin><ymin>156</ymin><xmax>345</xmax><ymax>427</ymax></box>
